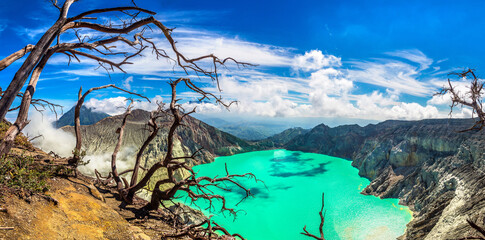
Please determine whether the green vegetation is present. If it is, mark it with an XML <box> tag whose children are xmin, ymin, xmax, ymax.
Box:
<box><xmin>0</xmin><ymin>121</ymin><xmax>33</xmax><ymax>150</ymax></box>
<box><xmin>0</xmin><ymin>154</ymin><xmax>51</xmax><ymax>193</ymax></box>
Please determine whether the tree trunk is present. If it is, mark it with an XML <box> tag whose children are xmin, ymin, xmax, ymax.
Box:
<box><xmin>0</xmin><ymin>51</ymin><xmax>52</xmax><ymax>156</ymax></box>
<box><xmin>71</xmin><ymin>87</ymin><xmax>83</xmax><ymax>164</ymax></box>
<box><xmin>0</xmin><ymin>0</ymin><xmax>76</xmax><ymax>121</ymax></box>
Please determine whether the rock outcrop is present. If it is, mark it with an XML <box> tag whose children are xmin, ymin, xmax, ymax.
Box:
<box><xmin>286</xmin><ymin>118</ymin><xmax>485</xmax><ymax>239</ymax></box>
<box><xmin>61</xmin><ymin>109</ymin><xmax>263</xmax><ymax>170</ymax></box>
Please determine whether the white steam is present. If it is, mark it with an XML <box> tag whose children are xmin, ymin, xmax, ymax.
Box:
<box><xmin>23</xmin><ymin>112</ymin><xmax>137</xmax><ymax>177</ymax></box>
<box><xmin>78</xmin><ymin>147</ymin><xmax>137</xmax><ymax>177</ymax></box>
<box><xmin>23</xmin><ymin>112</ymin><xmax>76</xmax><ymax>157</ymax></box>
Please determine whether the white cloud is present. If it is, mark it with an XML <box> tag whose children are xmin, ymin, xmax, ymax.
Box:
<box><xmin>85</xmin><ymin>95</ymin><xmax>164</xmax><ymax>115</ymax></box>
<box><xmin>293</xmin><ymin>50</ymin><xmax>341</xmax><ymax>71</ymax></box>
<box><xmin>141</xmin><ymin>76</ymin><xmax>165</xmax><ymax>81</ymax></box>
<box><xmin>41</xmin><ymin>20</ymin><xmax>454</xmax><ymax>123</ymax></box>
<box><xmin>0</xmin><ymin>22</ymin><xmax>6</xmax><ymax>34</ymax></box>
<box><xmin>427</xmin><ymin>79</ymin><xmax>476</xmax><ymax>106</ymax></box>
<box><xmin>174</xmin><ymin>35</ymin><xmax>293</xmax><ymax>67</ymax></box>
<box><xmin>386</xmin><ymin>49</ymin><xmax>433</xmax><ymax>70</ymax></box>
<box><xmin>61</xmin><ymin>69</ymin><xmax>105</xmax><ymax>76</ymax></box>
<box><xmin>48</xmin><ymin>27</ymin><xmax>295</xmax><ymax>76</ymax></box>
<box><xmin>347</xmin><ymin>59</ymin><xmax>435</xmax><ymax>97</ymax></box>
<box><xmin>178</xmin><ymin>49</ymin><xmax>451</xmax><ymax>121</ymax></box>
<box><xmin>123</xmin><ymin>76</ymin><xmax>133</xmax><ymax>90</ymax></box>
<box><xmin>309</xmin><ymin>68</ymin><xmax>353</xmax><ymax>96</ymax></box>
<box><xmin>15</xmin><ymin>25</ymin><xmax>50</xmax><ymax>40</ymax></box>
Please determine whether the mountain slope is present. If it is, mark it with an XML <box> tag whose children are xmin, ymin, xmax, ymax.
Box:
<box><xmin>54</xmin><ymin>106</ymin><xmax>110</xmax><ymax>128</ymax></box>
<box><xmin>257</xmin><ymin>127</ymin><xmax>310</xmax><ymax>148</ymax></box>
<box><xmin>61</xmin><ymin>109</ymin><xmax>264</xmax><ymax>168</ymax></box>
<box><xmin>286</xmin><ymin>118</ymin><xmax>485</xmax><ymax>239</ymax></box>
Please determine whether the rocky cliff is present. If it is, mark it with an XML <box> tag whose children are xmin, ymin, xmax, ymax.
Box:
<box><xmin>286</xmin><ymin>118</ymin><xmax>485</xmax><ymax>239</ymax></box>
<box><xmin>62</xmin><ymin>109</ymin><xmax>263</xmax><ymax>170</ymax></box>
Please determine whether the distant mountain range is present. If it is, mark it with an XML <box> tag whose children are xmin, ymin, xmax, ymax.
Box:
<box><xmin>197</xmin><ymin>117</ymin><xmax>297</xmax><ymax>140</ymax></box>
<box><xmin>54</xmin><ymin>106</ymin><xmax>110</xmax><ymax>128</ymax></box>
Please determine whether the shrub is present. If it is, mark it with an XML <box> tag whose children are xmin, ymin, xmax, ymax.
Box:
<box><xmin>0</xmin><ymin>154</ymin><xmax>51</xmax><ymax>193</ymax></box>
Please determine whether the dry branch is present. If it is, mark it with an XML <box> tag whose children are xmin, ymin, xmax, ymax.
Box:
<box><xmin>436</xmin><ymin>69</ymin><xmax>485</xmax><ymax>131</ymax></box>
<box><xmin>301</xmin><ymin>193</ymin><xmax>325</xmax><ymax>240</ymax></box>
<box><xmin>0</xmin><ymin>44</ymin><xmax>35</xmax><ymax>71</ymax></box>
<box><xmin>71</xmin><ymin>84</ymin><xmax>149</xmax><ymax>165</ymax></box>
<box><xmin>0</xmin><ymin>1</ymin><xmax>251</xmax><ymax>160</ymax></box>
<box><xmin>161</xmin><ymin>216</ymin><xmax>244</xmax><ymax>240</ymax></box>
<box><xmin>111</xmin><ymin>100</ymin><xmax>134</xmax><ymax>193</ymax></box>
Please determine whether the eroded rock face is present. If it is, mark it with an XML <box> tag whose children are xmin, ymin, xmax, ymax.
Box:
<box><xmin>62</xmin><ymin>109</ymin><xmax>262</xmax><ymax>168</ymax></box>
<box><xmin>286</xmin><ymin>118</ymin><xmax>485</xmax><ymax>239</ymax></box>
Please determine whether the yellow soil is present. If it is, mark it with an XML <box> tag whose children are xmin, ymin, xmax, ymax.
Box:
<box><xmin>0</xmin><ymin>177</ymin><xmax>150</xmax><ymax>240</ymax></box>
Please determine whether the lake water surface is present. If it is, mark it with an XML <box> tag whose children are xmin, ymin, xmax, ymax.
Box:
<box><xmin>181</xmin><ymin>149</ymin><xmax>412</xmax><ymax>240</ymax></box>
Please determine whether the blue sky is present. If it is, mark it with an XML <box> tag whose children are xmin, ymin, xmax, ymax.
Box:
<box><xmin>0</xmin><ymin>0</ymin><xmax>483</xmax><ymax>125</ymax></box>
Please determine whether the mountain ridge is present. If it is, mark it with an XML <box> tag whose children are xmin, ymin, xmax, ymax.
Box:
<box><xmin>61</xmin><ymin>109</ymin><xmax>266</xmax><ymax>170</ymax></box>
<box><xmin>284</xmin><ymin>117</ymin><xmax>485</xmax><ymax>239</ymax></box>
<box><xmin>54</xmin><ymin>105</ymin><xmax>110</xmax><ymax>128</ymax></box>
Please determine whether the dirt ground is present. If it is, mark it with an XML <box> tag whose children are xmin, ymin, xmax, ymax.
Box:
<box><xmin>0</xmin><ymin>147</ymin><xmax>188</xmax><ymax>240</ymax></box>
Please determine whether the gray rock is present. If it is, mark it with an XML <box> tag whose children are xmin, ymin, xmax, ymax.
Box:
<box><xmin>286</xmin><ymin>118</ymin><xmax>485</xmax><ymax>239</ymax></box>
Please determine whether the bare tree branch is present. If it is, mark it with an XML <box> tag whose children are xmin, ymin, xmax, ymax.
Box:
<box><xmin>0</xmin><ymin>44</ymin><xmax>35</xmax><ymax>71</ymax></box>
<box><xmin>71</xmin><ymin>84</ymin><xmax>149</xmax><ymax>165</ymax></box>
<box><xmin>301</xmin><ymin>193</ymin><xmax>325</xmax><ymax>240</ymax></box>
<box><xmin>68</xmin><ymin>7</ymin><xmax>156</xmax><ymax>22</ymax></box>
<box><xmin>111</xmin><ymin>99</ymin><xmax>134</xmax><ymax>193</ymax></box>
<box><xmin>436</xmin><ymin>69</ymin><xmax>485</xmax><ymax>131</ymax></box>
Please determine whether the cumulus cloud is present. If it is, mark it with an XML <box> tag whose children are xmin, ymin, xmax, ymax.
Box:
<box><xmin>44</xmin><ymin>20</ymin><xmax>452</xmax><ymax>123</ymax></box>
<box><xmin>309</xmin><ymin>68</ymin><xmax>353</xmax><ymax>96</ymax></box>
<box><xmin>85</xmin><ymin>95</ymin><xmax>164</xmax><ymax>115</ymax></box>
<box><xmin>293</xmin><ymin>50</ymin><xmax>341</xmax><ymax>71</ymax></box>
<box><xmin>179</xmin><ymin>49</ymin><xmax>450</xmax><ymax>121</ymax></box>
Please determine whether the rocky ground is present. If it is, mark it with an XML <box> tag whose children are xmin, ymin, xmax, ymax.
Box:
<box><xmin>0</xmin><ymin>145</ymin><xmax>203</xmax><ymax>240</ymax></box>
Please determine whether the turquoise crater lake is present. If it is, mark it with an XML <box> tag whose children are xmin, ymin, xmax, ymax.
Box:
<box><xmin>181</xmin><ymin>150</ymin><xmax>412</xmax><ymax>240</ymax></box>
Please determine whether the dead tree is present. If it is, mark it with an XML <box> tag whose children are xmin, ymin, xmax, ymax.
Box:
<box><xmin>0</xmin><ymin>48</ymin><xmax>62</xmax><ymax>155</ymax></box>
<box><xmin>301</xmin><ymin>193</ymin><xmax>325</xmax><ymax>240</ymax></box>
<box><xmin>436</xmin><ymin>69</ymin><xmax>485</xmax><ymax>131</ymax></box>
<box><xmin>96</xmin><ymin>78</ymin><xmax>259</xmax><ymax>208</ymax></box>
<box><xmin>0</xmin><ymin>0</ymin><xmax>252</xmax><ymax>156</ymax></box>
<box><xmin>70</xmin><ymin>84</ymin><xmax>149</xmax><ymax>166</ymax></box>
<box><xmin>437</xmin><ymin>68</ymin><xmax>485</xmax><ymax>238</ymax></box>
<box><xmin>161</xmin><ymin>216</ymin><xmax>245</xmax><ymax>240</ymax></box>
<box><xmin>91</xmin><ymin>78</ymin><xmax>261</xmax><ymax>240</ymax></box>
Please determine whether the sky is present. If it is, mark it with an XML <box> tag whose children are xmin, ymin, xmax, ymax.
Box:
<box><xmin>0</xmin><ymin>0</ymin><xmax>484</xmax><ymax>127</ymax></box>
